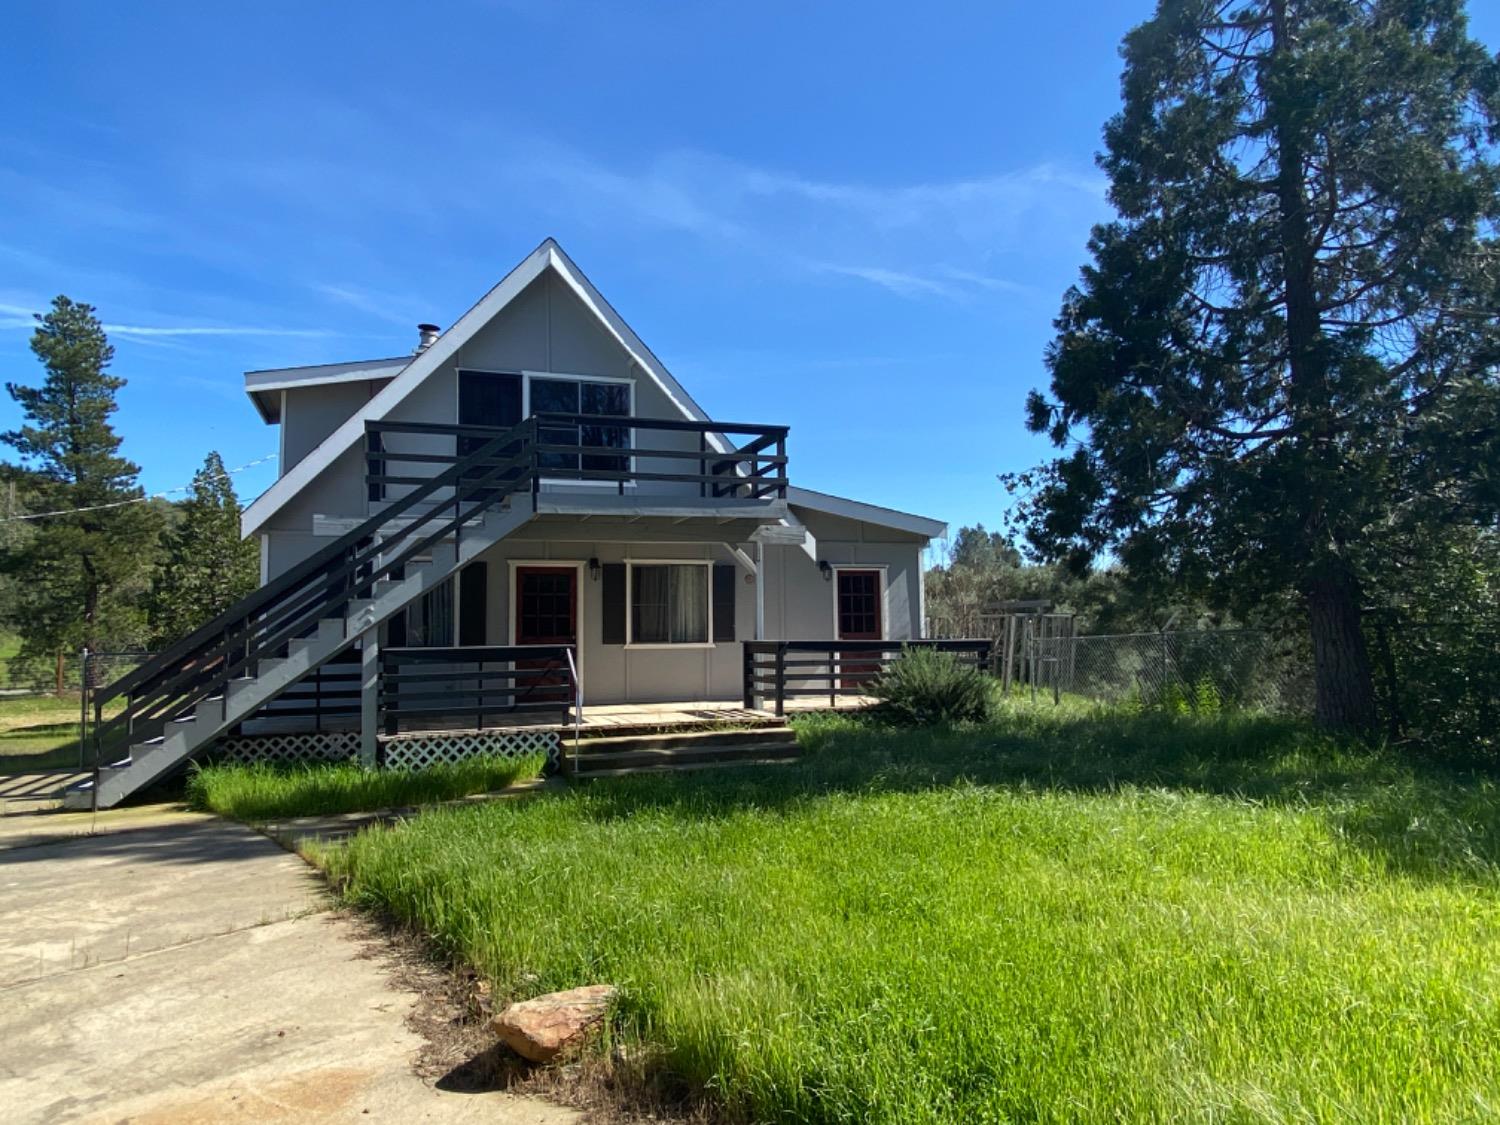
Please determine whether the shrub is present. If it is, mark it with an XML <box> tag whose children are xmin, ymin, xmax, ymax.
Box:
<box><xmin>870</xmin><ymin>646</ymin><xmax>997</xmax><ymax>724</ymax></box>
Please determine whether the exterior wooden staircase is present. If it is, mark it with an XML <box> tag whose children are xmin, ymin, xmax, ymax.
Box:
<box><xmin>66</xmin><ymin>422</ymin><xmax>542</xmax><ymax>810</ymax></box>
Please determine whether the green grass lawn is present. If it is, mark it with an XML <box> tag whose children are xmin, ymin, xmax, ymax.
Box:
<box><xmin>186</xmin><ymin>753</ymin><xmax>548</xmax><ymax>821</ymax></box>
<box><xmin>314</xmin><ymin>702</ymin><xmax>1500</xmax><ymax>1122</ymax></box>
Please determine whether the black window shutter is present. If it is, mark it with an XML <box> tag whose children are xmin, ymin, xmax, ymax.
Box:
<box><xmin>386</xmin><ymin>608</ymin><xmax>407</xmax><ymax>648</ymax></box>
<box><xmin>459</xmin><ymin>562</ymin><xmax>487</xmax><ymax>646</ymax></box>
<box><xmin>601</xmin><ymin>564</ymin><xmax>626</xmax><ymax>645</ymax></box>
<box><xmin>712</xmin><ymin>563</ymin><xmax>736</xmax><ymax>643</ymax></box>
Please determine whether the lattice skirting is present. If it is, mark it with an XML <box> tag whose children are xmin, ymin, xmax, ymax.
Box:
<box><xmin>209</xmin><ymin>728</ymin><xmax>559</xmax><ymax>770</ymax></box>
<box><xmin>381</xmin><ymin>729</ymin><xmax>560</xmax><ymax>771</ymax></box>
<box><xmin>213</xmin><ymin>730</ymin><xmax>361</xmax><ymax>767</ymax></box>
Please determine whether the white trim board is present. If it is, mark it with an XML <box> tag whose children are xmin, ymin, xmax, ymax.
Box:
<box><xmin>241</xmin><ymin>238</ymin><xmax>727</xmax><ymax>538</ymax></box>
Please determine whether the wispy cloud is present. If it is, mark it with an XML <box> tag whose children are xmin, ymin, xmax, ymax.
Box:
<box><xmin>313</xmin><ymin>283</ymin><xmax>430</xmax><ymax>328</ymax></box>
<box><xmin>0</xmin><ymin>301</ymin><xmax>331</xmax><ymax>339</ymax></box>
<box><xmin>804</xmin><ymin>260</ymin><xmax>1032</xmax><ymax>303</ymax></box>
<box><xmin>497</xmin><ymin>144</ymin><xmax>1106</xmax><ymax>303</ymax></box>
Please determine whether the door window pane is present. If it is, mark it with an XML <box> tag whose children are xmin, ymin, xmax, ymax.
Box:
<box><xmin>631</xmin><ymin>564</ymin><xmax>709</xmax><ymax>644</ymax></box>
<box><xmin>837</xmin><ymin>572</ymin><xmax>881</xmax><ymax>637</ymax></box>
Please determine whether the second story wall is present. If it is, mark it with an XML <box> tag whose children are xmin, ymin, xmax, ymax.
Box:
<box><xmin>281</xmin><ymin>379</ymin><xmax>391</xmax><ymax>471</ymax></box>
<box><xmin>260</xmin><ymin>267</ymin><xmax>706</xmax><ymax>580</ymax></box>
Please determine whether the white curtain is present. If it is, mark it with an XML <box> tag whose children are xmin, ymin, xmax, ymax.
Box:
<box><xmin>632</xmin><ymin>565</ymin><xmax>707</xmax><ymax>644</ymax></box>
<box><xmin>671</xmin><ymin>565</ymin><xmax>708</xmax><ymax>644</ymax></box>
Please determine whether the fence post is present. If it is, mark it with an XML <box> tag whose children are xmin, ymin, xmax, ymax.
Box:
<box><xmin>78</xmin><ymin>648</ymin><xmax>90</xmax><ymax>771</ymax></box>
<box><xmin>359</xmin><ymin>627</ymin><xmax>380</xmax><ymax>767</ymax></box>
<box><xmin>742</xmin><ymin>645</ymin><xmax>755</xmax><ymax>710</ymax></box>
<box><xmin>774</xmin><ymin>643</ymin><xmax>787</xmax><ymax>718</ymax></box>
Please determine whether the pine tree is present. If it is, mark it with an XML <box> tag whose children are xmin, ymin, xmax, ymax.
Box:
<box><xmin>1</xmin><ymin>297</ymin><xmax>162</xmax><ymax>674</ymax></box>
<box><xmin>1009</xmin><ymin>0</ymin><xmax>1500</xmax><ymax>731</ymax></box>
<box><xmin>149</xmin><ymin>452</ymin><xmax>259</xmax><ymax>646</ymax></box>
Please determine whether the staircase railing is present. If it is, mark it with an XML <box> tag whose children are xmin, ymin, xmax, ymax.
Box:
<box><xmin>88</xmin><ymin>417</ymin><xmax>543</xmax><ymax>766</ymax></box>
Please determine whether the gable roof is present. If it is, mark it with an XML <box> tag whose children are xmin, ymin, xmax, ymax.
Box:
<box><xmin>241</xmin><ymin>237</ymin><xmax>725</xmax><ymax>537</ymax></box>
<box><xmin>244</xmin><ymin>356</ymin><xmax>410</xmax><ymax>423</ymax></box>
<box><xmin>788</xmin><ymin>487</ymin><xmax>946</xmax><ymax>540</ymax></box>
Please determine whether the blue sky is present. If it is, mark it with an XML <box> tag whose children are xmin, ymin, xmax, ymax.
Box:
<box><xmin>3</xmin><ymin>1</ymin><xmax>1497</xmax><ymax>547</ymax></box>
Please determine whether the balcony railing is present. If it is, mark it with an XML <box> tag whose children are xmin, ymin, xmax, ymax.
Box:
<box><xmin>380</xmin><ymin>644</ymin><xmax>578</xmax><ymax>735</ymax></box>
<box><xmin>365</xmin><ymin>414</ymin><xmax>788</xmax><ymax>503</ymax></box>
<box><xmin>743</xmin><ymin>640</ymin><xmax>995</xmax><ymax>716</ymax></box>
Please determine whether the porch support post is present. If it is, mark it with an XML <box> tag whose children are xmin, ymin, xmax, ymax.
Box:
<box><xmin>359</xmin><ymin>626</ymin><xmax>380</xmax><ymax>767</ymax></box>
<box><xmin>755</xmin><ymin>540</ymin><xmax>765</xmax><ymax>642</ymax></box>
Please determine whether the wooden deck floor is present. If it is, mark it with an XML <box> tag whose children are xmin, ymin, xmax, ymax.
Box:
<box><xmin>390</xmin><ymin>695</ymin><xmax>877</xmax><ymax>738</ymax></box>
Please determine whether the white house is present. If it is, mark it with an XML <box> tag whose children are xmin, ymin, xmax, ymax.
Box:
<box><xmin>70</xmin><ymin>239</ymin><xmax>956</xmax><ymax>808</ymax></box>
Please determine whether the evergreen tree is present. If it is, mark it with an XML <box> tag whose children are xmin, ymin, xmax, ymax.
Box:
<box><xmin>149</xmin><ymin>451</ymin><xmax>259</xmax><ymax>645</ymax></box>
<box><xmin>1</xmin><ymin>297</ymin><xmax>162</xmax><ymax>672</ymax></box>
<box><xmin>1008</xmin><ymin>0</ymin><xmax>1500</xmax><ymax>731</ymax></box>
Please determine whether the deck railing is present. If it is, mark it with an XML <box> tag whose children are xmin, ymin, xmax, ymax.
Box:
<box><xmin>742</xmin><ymin>640</ymin><xmax>995</xmax><ymax>716</ymax></box>
<box><xmin>380</xmin><ymin>644</ymin><xmax>578</xmax><ymax>735</ymax></box>
<box><xmin>365</xmin><ymin>414</ymin><xmax>789</xmax><ymax>502</ymax></box>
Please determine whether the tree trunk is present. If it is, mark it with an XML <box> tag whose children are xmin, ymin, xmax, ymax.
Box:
<box><xmin>1304</xmin><ymin>570</ymin><xmax>1377</xmax><ymax>732</ymax></box>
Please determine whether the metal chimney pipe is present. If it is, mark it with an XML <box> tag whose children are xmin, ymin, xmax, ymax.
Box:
<box><xmin>416</xmin><ymin>323</ymin><xmax>440</xmax><ymax>353</ymax></box>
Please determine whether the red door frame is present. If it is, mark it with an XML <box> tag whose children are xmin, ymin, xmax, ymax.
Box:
<box><xmin>514</xmin><ymin>566</ymin><xmax>578</xmax><ymax>646</ymax></box>
<box><xmin>835</xmin><ymin>568</ymin><xmax>884</xmax><ymax>689</ymax></box>
<box><xmin>514</xmin><ymin>566</ymin><xmax>578</xmax><ymax>691</ymax></box>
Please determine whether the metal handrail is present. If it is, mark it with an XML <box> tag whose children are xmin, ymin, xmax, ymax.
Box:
<box><xmin>564</xmin><ymin>646</ymin><xmax>582</xmax><ymax>773</ymax></box>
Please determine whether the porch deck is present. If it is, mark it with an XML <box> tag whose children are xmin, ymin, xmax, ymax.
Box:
<box><xmin>386</xmin><ymin>695</ymin><xmax>877</xmax><ymax>739</ymax></box>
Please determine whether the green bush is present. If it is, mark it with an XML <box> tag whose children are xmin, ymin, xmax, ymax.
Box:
<box><xmin>870</xmin><ymin>646</ymin><xmax>997</xmax><ymax>724</ymax></box>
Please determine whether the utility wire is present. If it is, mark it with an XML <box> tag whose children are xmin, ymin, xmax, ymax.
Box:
<box><xmin>0</xmin><ymin>452</ymin><xmax>279</xmax><ymax>523</ymax></box>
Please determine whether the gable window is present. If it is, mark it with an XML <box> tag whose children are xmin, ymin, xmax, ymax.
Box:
<box><xmin>528</xmin><ymin>376</ymin><xmax>631</xmax><ymax>475</ymax></box>
<box><xmin>629</xmin><ymin>562</ymin><xmax>709</xmax><ymax>646</ymax></box>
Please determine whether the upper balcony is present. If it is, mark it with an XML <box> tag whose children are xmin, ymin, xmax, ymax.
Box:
<box><xmin>363</xmin><ymin>413</ymin><xmax>789</xmax><ymax>520</ymax></box>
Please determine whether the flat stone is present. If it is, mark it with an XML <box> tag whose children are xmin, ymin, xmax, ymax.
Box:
<box><xmin>492</xmin><ymin>985</ymin><xmax>617</xmax><ymax>1062</ymax></box>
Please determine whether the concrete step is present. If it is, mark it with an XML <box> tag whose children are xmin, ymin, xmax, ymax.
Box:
<box><xmin>571</xmin><ymin>726</ymin><xmax>796</xmax><ymax>754</ymax></box>
<box><xmin>566</xmin><ymin>740</ymin><xmax>802</xmax><ymax>776</ymax></box>
<box><xmin>569</xmin><ymin>753</ymin><xmax>803</xmax><ymax>779</ymax></box>
<box><xmin>573</xmin><ymin>714</ymin><xmax>786</xmax><ymax>741</ymax></box>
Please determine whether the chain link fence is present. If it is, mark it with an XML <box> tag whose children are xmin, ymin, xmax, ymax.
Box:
<box><xmin>1047</xmin><ymin>630</ymin><xmax>1313</xmax><ymax>713</ymax></box>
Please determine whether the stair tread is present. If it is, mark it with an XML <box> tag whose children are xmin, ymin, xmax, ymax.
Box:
<box><xmin>572</xmin><ymin>756</ymin><xmax>801</xmax><ymax>778</ymax></box>
<box><xmin>569</xmin><ymin>744</ymin><xmax>801</xmax><ymax>767</ymax></box>
<box><xmin>571</xmin><ymin>738</ymin><xmax>800</xmax><ymax>755</ymax></box>
<box><xmin>576</xmin><ymin>727</ymin><xmax>793</xmax><ymax>748</ymax></box>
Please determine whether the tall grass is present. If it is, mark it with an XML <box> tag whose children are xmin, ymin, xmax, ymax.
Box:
<box><xmin>319</xmin><ymin>702</ymin><xmax>1500</xmax><ymax>1122</ymax></box>
<box><xmin>186</xmin><ymin>752</ymin><xmax>545</xmax><ymax>821</ymax></box>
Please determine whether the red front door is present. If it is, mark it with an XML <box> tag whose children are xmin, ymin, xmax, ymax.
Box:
<box><xmin>836</xmin><ymin>569</ymin><xmax>883</xmax><ymax>689</ymax></box>
<box><xmin>514</xmin><ymin>567</ymin><xmax>577</xmax><ymax>693</ymax></box>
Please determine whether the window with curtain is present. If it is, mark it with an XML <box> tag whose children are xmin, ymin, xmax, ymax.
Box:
<box><xmin>405</xmin><ymin>579</ymin><xmax>455</xmax><ymax>647</ymax></box>
<box><xmin>630</xmin><ymin>564</ymin><xmax>709</xmax><ymax>645</ymax></box>
<box><xmin>530</xmin><ymin>376</ymin><xmax>630</xmax><ymax>474</ymax></box>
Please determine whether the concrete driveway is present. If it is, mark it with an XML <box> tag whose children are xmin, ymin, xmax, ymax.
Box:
<box><xmin>0</xmin><ymin>807</ymin><xmax>576</xmax><ymax>1124</ymax></box>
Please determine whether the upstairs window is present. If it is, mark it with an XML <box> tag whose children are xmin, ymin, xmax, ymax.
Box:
<box><xmin>529</xmin><ymin>376</ymin><xmax>631</xmax><ymax>475</ymax></box>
